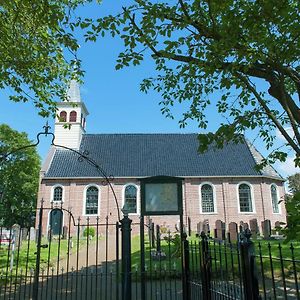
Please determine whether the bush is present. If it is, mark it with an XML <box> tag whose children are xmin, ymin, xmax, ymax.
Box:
<box><xmin>83</xmin><ymin>227</ymin><xmax>95</xmax><ymax>238</ymax></box>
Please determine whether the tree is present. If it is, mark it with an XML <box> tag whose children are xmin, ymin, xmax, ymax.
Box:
<box><xmin>0</xmin><ymin>124</ymin><xmax>41</xmax><ymax>227</ymax></box>
<box><xmin>0</xmin><ymin>0</ymin><xmax>93</xmax><ymax>117</ymax></box>
<box><xmin>89</xmin><ymin>0</ymin><xmax>300</xmax><ymax>166</ymax></box>
<box><xmin>287</xmin><ymin>173</ymin><xmax>300</xmax><ymax>194</ymax></box>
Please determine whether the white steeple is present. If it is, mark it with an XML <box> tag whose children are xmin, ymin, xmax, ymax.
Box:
<box><xmin>67</xmin><ymin>80</ymin><xmax>82</xmax><ymax>103</ymax></box>
<box><xmin>54</xmin><ymin>80</ymin><xmax>89</xmax><ymax>149</ymax></box>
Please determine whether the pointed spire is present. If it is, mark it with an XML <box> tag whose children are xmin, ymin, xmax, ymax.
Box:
<box><xmin>66</xmin><ymin>79</ymin><xmax>81</xmax><ymax>102</ymax></box>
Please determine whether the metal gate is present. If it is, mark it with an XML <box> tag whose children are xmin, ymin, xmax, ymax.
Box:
<box><xmin>0</xmin><ymin>206</ymin><xmax>122</xmax><ymax>300</ymax></box>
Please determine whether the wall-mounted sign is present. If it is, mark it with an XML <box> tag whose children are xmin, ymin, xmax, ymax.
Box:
<box><xmin>140</xmin><ymin>176</ymin><xmax>183</xmax><ymax>216</ymax></box>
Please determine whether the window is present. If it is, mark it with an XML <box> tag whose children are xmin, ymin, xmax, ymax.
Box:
<box><xmin>69</xmin><ymin>111</ymin><xmax>77</xmax><ymax>122</ymax></box>
<box><xmin>59</xmin><ymin>111</ymin><xmax>67</xmax><ymax>122</ymax></box>
<box><xmin>238</xmin><ymin>183</ymin><xmax>253</xmax><ymax>212</ymax></box>
<box><xmin>85</xmin><ymin>186</ymin><xmax>99</xmax><ymax>215</ymax></box>
<box><xmin>124</xmin><ymin>185</ymin><xmax>137</xmax><ymax>213</ymax></box>
<box><xmin>201</xmin><ymin>184</ymin><xmax>215</xmax><ymax>213</ymax></box>
<box><xmin>271</xmin><ymin>185</ymin><xmax>279</xmax><ymax>213</ymax></box>
<box><xmin>53</xmin><ymin>186</ymin><xmax>63</xmax><ymax>202</ymax></box>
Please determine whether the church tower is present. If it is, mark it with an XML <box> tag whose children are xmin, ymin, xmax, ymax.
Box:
<box><xmin>54</xmin><ymin>80</ymin><xmax>89</xmax><ymax>149</ymax></box>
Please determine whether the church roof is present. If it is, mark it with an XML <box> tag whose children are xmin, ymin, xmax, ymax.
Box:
<box><xmin>44</xmin><ymin>133</ymin><xmax>283</xmax><ymax>180</ymax></box>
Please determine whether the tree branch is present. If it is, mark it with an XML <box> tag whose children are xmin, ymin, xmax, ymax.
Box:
<box><xmin>236</xmin><ymin>73</ymin><xmax>300</xmax><ymax>155</ymax></box>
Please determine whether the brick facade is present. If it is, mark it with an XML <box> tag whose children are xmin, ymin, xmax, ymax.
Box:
<box><xmin>37</xmin><ymin>176</ymin><xmax>286</xmax><ymax>236</ymax></box>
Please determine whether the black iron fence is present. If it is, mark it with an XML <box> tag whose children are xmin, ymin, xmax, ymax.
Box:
<box><xmin>187</xmin><ymin>230</ymin><xmax>300</xmax><ymax>300</ymax></box>
<box><xmin>0</xmin><ymin>214</ymin><xmax>299</xmax><ymax>300</ymax></box>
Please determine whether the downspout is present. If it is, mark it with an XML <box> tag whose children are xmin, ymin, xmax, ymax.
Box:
<box><xmin>260</xmin><ymin>179</ymin><xmax>266</xmax><ymax>221</ymax></box>
<box><xmin>222</xmin><ymin>182</ymin><xmax>227</xmax><ymax>228</ymax></box>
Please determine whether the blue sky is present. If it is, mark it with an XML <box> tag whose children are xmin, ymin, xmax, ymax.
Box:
<box><xmin>0</xmin><ymin>0</ymin><xmax>298</xmax><ymax>178</ymax></box>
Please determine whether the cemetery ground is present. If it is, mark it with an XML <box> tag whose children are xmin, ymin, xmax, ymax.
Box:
<box><xmin>1</xmin><ymin>233</ymin><xmax>300</xmax><ymax>279</ymax></box>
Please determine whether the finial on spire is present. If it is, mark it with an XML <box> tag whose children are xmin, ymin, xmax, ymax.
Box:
<box><xmin>66</xmin><ymin>79</ymin><xmax>81</xmax><ymax>103</ymax></box>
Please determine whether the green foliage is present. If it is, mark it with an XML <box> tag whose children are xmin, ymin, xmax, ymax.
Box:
<box><xmin>0</xmin><ymin>0</ymin><xmax>93</xmax><ymax>117</ymax></box>
<box><xmin>283</xmin><ymin>192</ymin><xmax>300</xmax><ymax>241</ymax></box>
<box><xmin>90</xmin><ymin>0</ymin><xmax>300</xmax><ymax>166</ymax></box>
<box><xmin>83</xmin><ymin>227</ymin><xmax>95</xmax><ymax>237</ymax></box>
<box><xmin>287</xmin><ymin>173</ymin><xmax>300</xmax><ymax>194</ymax></box>
<box><xmin>0</xmin><ymin>124</ymin><xmax>41</xmax><ymax>227</ymax></box>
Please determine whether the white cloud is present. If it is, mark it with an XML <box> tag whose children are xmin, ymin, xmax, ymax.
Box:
<box><xmin>276</xmin><ymin>156</ymin><xmax>299</xmax><ymax>177</ymax></box>
<box><xmin>276</xmin><ymin>127</ymin><xmax>294</xmax><ymax>142</ymax></box>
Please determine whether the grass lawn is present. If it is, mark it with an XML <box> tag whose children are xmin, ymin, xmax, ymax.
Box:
<box><xmin>0</xmin><ymin>237</ymin><xmax>87</xmax><ymax>276</ymax></box>
<box><xmin>130</xmin><ymin>233</ymin><xmax>300</xmax><ymax>280</ymax></box>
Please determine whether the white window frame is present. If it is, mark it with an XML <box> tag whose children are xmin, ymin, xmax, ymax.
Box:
<box><xmin>122</xmin><ymin>183</ymin><xmax>140</xmax><ymax>215</ymax></box>
<box><xmin>51</xmin><ymin>184</ymin><xmax>64</xmax><ymax>203</ymax></box>
<box><xmin>270</xmin><ymin>184</ymin><xmax>281</xmax><ymax>214</ymax></box>
<box><xmin>237</xmin><ymin>182</ymin><xmax>255</xmax><ymax>214</ymax></box>
<box><xmin>199</xmin><ymin>182</ymin><xmax>217</xmax><ymax>214</ymax></box>
<box><xmin>83</xmin><ymin>184</ymin><xmax>100</xmax><ymax>217</ymax></box>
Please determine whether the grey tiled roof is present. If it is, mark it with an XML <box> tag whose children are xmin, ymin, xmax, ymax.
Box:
<box><xmin>44</xmin><ymin>134</ymin><xmax>283</xmax><ymax>179</ymax></box>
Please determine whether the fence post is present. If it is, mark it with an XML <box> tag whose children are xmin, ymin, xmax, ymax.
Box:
<box><xmin>120</xmin><ymin>212</ymin><xmax>132</xmax><ymax>300</ymax></box>
<box><xmin>200</xmin><ymin>232</ymin><xmax>211</xmax><ymax>300</ymax></box>
<box><xmin>32</xmin><ymin>201</ymin><xmax>44</xmax><ymax>300</ymax></box>
<box><xmin>182</xmin><ymin>232</ymin><xmax>191</xmax><ymax>300</ymax></box>
<box><xmin>240</xmin><ymin>229</ymin><xmax>260</xmax><ymax>300</ymax></box>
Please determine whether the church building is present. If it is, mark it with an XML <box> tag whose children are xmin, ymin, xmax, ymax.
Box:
<box><xmin>37</xmin><ymin>81</ymin><xmax>286</xmax><ymax>235</ymax></box>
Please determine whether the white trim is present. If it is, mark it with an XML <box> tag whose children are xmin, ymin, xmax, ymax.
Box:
<box><xmin>237</xmin><ymin>182</ymin><xmax>256</xmax><ymax>214</ymax></box>
<box><xmin>82</xmin><ymin>184</ymin><xmax>101</xmax><ymax>217</ymax></box>
<box><xmin>270</xmin><ymin>183</ymin><xmax>281</xmax><ymax>214</ymax></box>
<box><xmin>199</xmin><ymin>182</ymin><xmax>217</xmax><ymax>214</ymax></box>
<box><xmin>50</xmin><ymin>184</ymin><xmax>64</xmax><ymax>203</ymax></box>
<box><xmin>47</xmin><ymin>208</ymin><xmax>64</xmax><ymax>235</ymax></box>
<box><xmin>122</xmin><ymin>183</ymin><xmax>140</xmax><ymax>215</ymax></box>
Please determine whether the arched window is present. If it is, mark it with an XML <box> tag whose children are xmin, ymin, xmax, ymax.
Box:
<box><xmin>85</xmin><ymin>186</ymin><xmax>99</xmax><ymax>215</ymax></box>
<box><xmin>69</xmin><ymin>111</ymin><xmax>77</xmax><ymax>122</ymax></box>
<box><xmin>59</xmin><ymin>111</ymin><xmax>67</xmax><ymax>122</ymax></box>
<box><xmin>271</xmin><ymin>185</ymin><xmax>279</xmax><ymax>213</ymax></box>
<box><xmin>124</xmin><ymin>185</ymin><xmax>137</xmax><ymax>213</ymax></box>
<box><xmin>53</xmin><ymin>186</ymin><xmax>63</xmax><ymax>202</ymax></box>
<box><xmin>201</xmin><ymin>184</ymin><xmax>215</xmax><ymax>213</ymax></box>
<box><xmin>239</xmin><ymin>183</ymin><xmax>253</xmax><ymax>212</ymax></box>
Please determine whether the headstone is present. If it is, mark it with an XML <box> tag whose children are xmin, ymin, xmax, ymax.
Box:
<box><xmin>228</xmin><ymin>222</ymin><xmax>238</xmax><ymax>242</ymax></box>
<box><xmin>261</xmin><ymin>219</ymin><xmax>271</xmax><ymax>239</ymax></box>
<box><xmin>239</xmin><ymin>221</ymin><xmax>244</xmax><ymax>233</ymax></box>
<box><xmin>12</xmin><ymin>224</ymin><xmax>21</xmax><ymax>248</ymax></box>
<box><xmin>215</xmin><ymin>220</ymin><xmax>225</xmax><ymax>240</ymax></box>
<box><xmin>29</xmin><ymin>227</ymin><xmax>36</xmax><ymax>241</ymax></box>
<box><xmin>249</xmin><ymin>219</ymin><xmax>259</xmax><ymax>237</ymax></box>
<box><xmin>21</xmin><ymin>228</ymin><xmax>28</xmax><ymax>241</ymax></box>
<box><xmin>203</xmin><ymin>219</ymin><xmax>210</xmax><ymax>236</ymax></box>
<box><xmin>196</xmin><ymin>222</ymin><xmax>203</xmax><ymax>237</ymax></box>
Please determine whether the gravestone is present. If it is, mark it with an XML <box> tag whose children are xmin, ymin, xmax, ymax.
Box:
<box><xmin>249</xmin><ymin>219</ymin><xmax>259</xmax><ymax>237</ymax></box>
<box><xmin>196</xmin><ymin>222</ymin><xmax>202</xmax><ymax>237</ymax></box>
<box><xmin>261</xmin><ymin>219</ymin><xmax>271</xmax><ymax>239</ymax></box>
<box><xmin>203</xmin><ymin>219</ymin><xmax>210</xmax><ymax>236</ymax></box>
<box><xmin>29</xmin><ymin>227</ymin><xmax>36</xmax><ymax>241</ymax></box>
<box><xmin>21</xmin><ymin>228</ymin><xmax>28</xmax><ymax>241</ymax></box>
<box><xmin>215</xmin><ymin>220</ymin><xmax>225</xmax><ymax>240</ymax></box>
<box><xmin>12</xmin><ymin>224</ymin><xmax>21</xmax><ymax>248</ymax></box>
<box><xmin>228</xmin><ymin>222</ymin><xmax>238</xmax><ymax>242</ymax></box>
